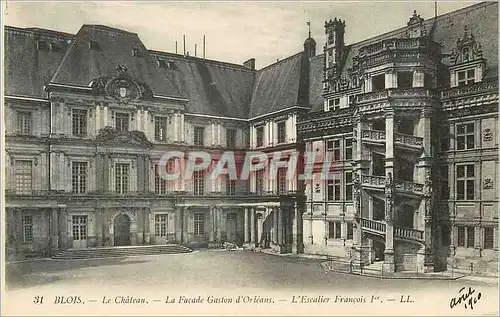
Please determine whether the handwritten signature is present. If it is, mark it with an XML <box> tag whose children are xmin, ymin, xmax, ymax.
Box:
<box><xmin>449</xmin><ymin>286</ymin><xmax>482</xmax><ymax>310</ymax></box>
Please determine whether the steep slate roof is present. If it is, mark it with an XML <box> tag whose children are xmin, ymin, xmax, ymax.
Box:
<box><xmin>4</xmin><ymin>2</ymin><xmax>498</xmax><ymax>119</ymax></box>
<box><xmin>149</xmin><ymin>51</ymin><xmax>255</xmax><ymax>119</ymax></box>
<box><xmin>249</xmin><ymin>52</ymin><xmax>305</xmax><ymax>118</ymax></box>
<box><xmin>50</xmin><ymin>24</ymin><xmax>182</xmax><ymax>98</ymax></box>
<box><xmin>4</xmin><ymin>26</ymin><xmax>73</xmax><ymax>98</ymax></box>
<box><xmin>338</xmin><ymin>1</ymin><xmax>498</xmax><ymax>79</ymax></box>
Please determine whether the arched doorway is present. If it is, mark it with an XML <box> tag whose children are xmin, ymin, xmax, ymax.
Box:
<box><xmin>114</xmin><ymin>214</ymin><xmax>131</xmax><ymax>246</ymax></box>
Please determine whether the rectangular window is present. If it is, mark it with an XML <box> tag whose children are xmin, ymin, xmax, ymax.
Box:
<box><xmin>226</xmin><ymin>178</ymin><xmax>236</xmax><ymax>196</ymax></box>
<box><xmin>327</xmin><ymin>139</ymin><xmax>341</xmax><ymax>161</ymax></box>
<box><xmin>115</xmin><ymin>163</ymin><xmax>130</xmax><ymax>194</ymax></box>
<box><xmin>372</xmin><ymin>74</ymin><xmax>385</xmax><ymax>91</ymax></box>
<box><xmin>72</xmin><ymin>109</ymin><xmax>87</xmax><ymax>137</ymax></box>
<box><xmin>456</xmin><ymin>122</ymin><xmax>474</xmax><ymax>150</ymax></box>
<box><xmin>456</xmin><ymin>164</ymin><xmax>474</xmax><ymax>200</ymax></box>
<box><xmin>328</xmin><ymin>221</ymin><xmax>342</xmax><ymax>239</ymax></box>
<box><xmin>328</xmin><ymin>98</ymin><xmax>340</xmax><ymax>111</ymax></box>
<box><xmin>22</xmin><ymin>216</ymin><xmax>33</xmax><ymax>243</ymax></box>
<box><xmin>255</xmin><ymin>170</ymin><xmax>264</xmax><ymax>195</ymax></box>
<box><xmin>457</xmin><ymin>69</ymin><xmax>475</xmax><ymax>86</ymax></box>
<box><xmin>327</xmin><ymin>174</ymin><xmax>341</xmax><ymax>201</ymax></box>
<box><xmin>226</xmin><ymin>129</ymin><xmax>236</xmax><ymax>148</ymax></box>
<box><xmin>345</xmin><ymin>139</ymin><xmax>353</xmax><ymax>160</ymax></box>
<box><xmin>17</xmin><ymin>111</ymin><xmax>32</xmax><ymax>135</ymax></box>
<box><xmin>457</xmin><ymin>226</ymin><xmax>466</xmax><ymax>247</ymax></box>
<box><xmin>71</xmin><ymin>162</ymin><xmax>87</xmax><ymax>194</ymax></box>
<box><xmin>345</xmin><ymin>171</ymin><xmax>353</xmax><ymax>201</ymax></box>
<box><xmin>347</xmin><ymin>222</ymin><xmax>354</xmax><ymax>240</ymax></box>
<box><xmin>397</xmin><ymin>71</ymin><xmax>413</xmax><ymax>88</ymax></box>
<box><xmin>194</xmin><ymin>126</ymin><xmax>205</xmax><ymax>146</ymax></box>
<box><xmin>72</xmin><ymin>215</ymin><xmax>88</xmax><ymax>240</ymax></box>
<box><xmin>155</xmin><ymin>116</ymin><xmax>168</xmax><ymax>141</ymax></box>
<box><xmin>277</xmin><ymin>168</ymin><xmax>287</xmax><ymax>195</ymax></box>
<box><xmin>277</xmin><ymin>121</ymin><xmax>286</xmax><ymax>144</ymax></box>
<box><xmin>484</xmin><ymin>227</ymin><xmax>494</xmax><ymax>249</ymax></box>
<box><xmin>115</xmin><ymin>113</ymin><xmax>129</xmax><ymax>131</ymax></box>
<box><xmin>256</xmin><ymin>126</ymin><xmax>264</xmax><ymax>147</ymax></box>
<box><xmin>154</xmin><ymin>164</ymin><xmax>167</xmax><ymax>195</ymax></box>
<box><xmin>466</xmin><ymin>226</ymin><xmax>475</xmax><ymax>248</ymax></box>
<box><xmin>193</xmin><ymin>170</ymin><xmax>204</xmax><ymax>196</ymax></box>
<box><xmin>15</xmin><ymin>160</ymin><xmax>32</xmax><ymax>195</ymax></box>
<box><xmin>194</xmin><ymin>213</ymin><xmax>205</xmax><ymax>235</ymax></box>
<box><xmin>154</xmin><ymin>214</ymin><xmax>168</xmax><ymax>237</ymax></box>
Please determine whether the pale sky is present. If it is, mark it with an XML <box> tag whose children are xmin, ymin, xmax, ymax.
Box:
<box><xmin>3</xmin><ymin>1</ymin><xmax>481</xmax><ymax>69</ymax></box>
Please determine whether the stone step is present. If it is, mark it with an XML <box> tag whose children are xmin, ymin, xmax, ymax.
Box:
<box><xmin>52</xmin><ymin>244</ymin><xmax>193</xmax><ymax>260</ymax></box>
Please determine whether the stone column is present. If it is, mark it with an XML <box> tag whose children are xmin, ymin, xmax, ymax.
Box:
<box><xmin>217</xmin><ymin>208</ymin><xmax>223</xmax><ymax>242</ymax></box>
<box><xmin>384</xmin><ymin>111</ymin><xmax>395</xmax><ymax>272</ymax></box>
<box><xmin>51</xmin><ymin>208</ymin><xmax>60</xmax><ymax>253</ymax></box>
<box><xmin>244</xmin><ymin>208</ymin><xmax>250</xmax><ymax>244</ymax></box>
<box><xmin>273</xmin><ymin>207</ymin><xmax>278</xmax><ymax>244</ymax></box>
<box><xmin>292</xmin><ymin>202</ymin><xmax>304</xmax><ymax>254</ymax></box>
<box><xmin>209</xmin><ymin>207</ymin><xmax>215</xmax><ymax>243</ymax></box>
<box><xmin>175</xmin><ymin>207</ymin><xmax>183</xmax><ymax>243</ymax></box>
<box><xmin>250</xmin><ymin>208</ymin><xmax>256</xmax><ymax>245</ymax></box>
<box><xmin>278</xmin><ymin>207</ymin><xmax>283</xmax><ymax>245</ymax></box>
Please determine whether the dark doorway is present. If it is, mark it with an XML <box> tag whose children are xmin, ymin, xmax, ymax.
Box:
<box><xmin>114</xmin><ymin>214</ymin><xmax>131</xmax><ymax>246</ymax></box>
<box><xmin>373</xmin><ymin>240</ymin><xmax>385</xmax><ymax>261</ymax></box>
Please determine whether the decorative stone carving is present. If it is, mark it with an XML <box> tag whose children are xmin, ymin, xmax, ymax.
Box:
<box><xmin>385</xmin><ymin>172</ymin><xmax>394</xmax><ymax>221</ymax></box>
<box><xmin>449</xmin><ymin>26</ymin><xmax>483</xmax><ymax>65</ymax></box>
<box><xmin>90</xmin><ymin>64</ymin><xmax>153</xmax><ymax>104</ymax></box>
<box><xmin>405</xmin><ymin>10</ymin><xmax>427</xmax><ymax>38</ymax></box>
<box><xmin>96</xmin><ymin>126</ymin><xmax>153</xmax><ymax>148</ymax></box>
<box><xmin>483</xmin><ymin>128</ymin><xmax>493</xmax><ymax>141</ymax></box>
<box><xmin>484</xmin><ymin>178</ymin><xmax>494</xmax><ymax>189</ymax></box>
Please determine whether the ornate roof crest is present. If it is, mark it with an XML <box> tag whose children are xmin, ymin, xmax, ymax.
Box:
<box><xmin>449</xmin><ymin>25</ymin><xmax>483</xmax><ymax>65</ymax></box>
<box><xmin>96</xmin><ymin>126</ymin><xmax>153</xmax><ymax>148</ymax></box>
<box><xmin>406</xmin><ymin>10</ymin><xmax>427</xmax><ymax>38</ymax></box>
<box><xmin>90</xmin><ymin>64</ymin><xmax>153</xmax><ymax>103</ymax></box>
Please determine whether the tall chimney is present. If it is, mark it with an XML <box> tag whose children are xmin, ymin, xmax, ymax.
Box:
<box><xmin>243</xmin><ymin>58</ymin><xmax>256</xmax><ymax>70</ymax></box>
<box><xmin>203</xmin><ymin>35</ymin><xmax>206</xmax><ymax>59</ymax></box>
<box><xmin>175</xmin><ymin>41</ymin><xmax>178</xmax><ymax>54</ymax></box>
<box><xmin>183</xmin><ymin>34</ymin><xmax>186</xmax><ymax>56</ymax></box>
<box><xmin>195</xmin><ymin>44</ymin><xmax>197</xmax><ymax>57</ymax></box>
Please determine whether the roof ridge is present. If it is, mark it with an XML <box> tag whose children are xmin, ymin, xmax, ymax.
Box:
<box><xmin>149</xmin><ymin>50</ymin><xmax>255</xmax><ymax>72</ymax></box>
<box><xmin>257</xmin><ymin>51</ymin><xmax>303</xmax><ymax>73</ymax></box>
<box><xmin>5</xmin><ymin>25</ymin><xmax>74</xmax><ymax>39</ymax></box>
<box><xmin>347</xmin><ymin>1</ymin><xmax>496</xmax><ymax>48</ymax></box>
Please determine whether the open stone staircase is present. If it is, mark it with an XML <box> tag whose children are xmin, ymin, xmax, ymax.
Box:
<box><xmin>52</xmin><ymin>244</ymin><xmax>193</xmax><ymax>260</ymax></box>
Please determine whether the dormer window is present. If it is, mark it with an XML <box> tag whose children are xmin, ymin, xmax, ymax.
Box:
<box><xmin>132</xmin><ymin>47</ymin><xmax>141</xmax><ymax>57</ymax></box>
<box><xmin>88</xmin><ymin>40</ymin><xmax>99</xmax><ymax>50</ymax></box>
<box><xmin>457</xmin><ymin>69</ymin><xmax>475</xmax><ymax>86</ymax></box>
<box><xmin>36</xmin><ymin>40</ymin><xmax>50</xmax><ymax>51</ymax></box>
<box><xmin>50</xmin><ymin>42</ymin><xmax>61</xmax><ymax>52</ymax></box>
<box><xmin>328</xmin><ymin>98</ymin><xmax>340</xmax><ymax>111</ymax></box>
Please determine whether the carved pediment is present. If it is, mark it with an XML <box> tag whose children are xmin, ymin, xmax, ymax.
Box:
<box><xmin>90</xmin><ymin>64</ymin><xmax>153</xmax><ymax>103</ymax></box>
<box><xmin>96</xmin><ymin>126</ymin><xmax>153</xmax><ymax>148</ymax></box>
<box><xmin>449</xmin><ymin>26</ymin><xmax>484</xmax><ymax>65</ymax></box>
<box><xmin>406</xmin><ymin>10</ymin><xmax>426</xmax><ymax>38</ymax></box>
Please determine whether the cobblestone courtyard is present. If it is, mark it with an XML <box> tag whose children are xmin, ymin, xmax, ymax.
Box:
<box><xmin>5</xmin><ymin>250</ymin><xmax>496</xmax><ymax>292</ymax></box>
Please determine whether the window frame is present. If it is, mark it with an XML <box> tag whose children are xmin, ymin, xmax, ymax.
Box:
<box><xmin>328</xmin><ymin>221</ymin><xmax>342</xmax><ymax>239</ymax></box>
<box><xmin>456</xmin><ymin>164</ymin><xmax>474</xmax><ymax>201</ymax></box>
<box><xmin>15</xmin><ymin>160</ymin><xmax>33</xmax><ymax>195</ymax></box>
<box><xmin>72</xmin><ymin>108</ymin><xmax>88</xmax><ymax>137</ymax></box>
<box><xmin>483</xmin><ymin>227</ymin><xmax>494</xmax><ymax>250</ymax></box>
<box><xmin>457</xmin><ymin>69</ymin><xmax>475</xmax><ymax>86</ymax></box>
<box><xmin>327</xmin><ymin>173</ymin><xmax>341</xmax><ymax>201</ymax></box>
<box><xmin>277</xmin><ymin>121</ymin><xmax>286</xmax><ymax>144</ymax></box>
<box><xmin>154</xmin><ymin>164</ymin><xmax>167</xmax><ymax>195</ymax></box>
<box><xmin>22</xmin><ymin>215</ymin><xmax>33</xmax><ymax>243</ymax></box>
<box><xmin>154</xmin><ymin>214</ymin><xmax>168</xmax><ymax>237</ymax></box>
<box><xmin>456</xmin><ymin>122</ymin><xmax>475</xmax><ymax>150</ymax></box>
<box><xmin>345</xmin><ymin>171</ymin><xmax>353</xmax><ymax>201</ymax></box>
<box><xmin>277</xmin><ymin>167</ymin><xmax>287</xmax><ymax>195</ymax></box>
<box><xmin>194</xmin><ymin>213</ymin><xmax>205</xmax><ymax>236</ymax></box>
<box><xmin>326</xmin><ymin>139</ymin><xmax>341</xmax><ymax>162</ymax></box>
<box><xmin>226</xmin><ymin>128</ymin><xmax>237</xmax><ymax>148</ymax></box>
<box><xmin>154</xmin><ymin>116</ymin><xmax>168</xmax><ymax>141</ymax></box>
<box><xmin>115</xmin><ymin>163</ymin><xmax>130</xmax><ymax>194</ymax></box>
<box><xmin>345</xmin><ymin>138</ymin><xmax>353</xmax><ymax>161</ymax></box>
<box><xmin>115</xmin><ymin>112</ymin><xmax>130</xmax><ymax>132</ymax></box>
<box><xmin>17</xmin><ymin>111</ymin><xmax>32</xmax><ymax>135</ymax></box>
<box><xmin>71</xmin><ymin>161</ymin><xmax>88</xmax><ymax>194</ymax></box>
<box><xmin>193</xmin><ymin>126</ymin><xmax>205</xmax><ymax>146</ymax></box>
<box><xmin>256</xmin><ymin>126</ymin><xmax>264</xmax><ymax>147</ymax></box>
<box><xmin>193</xmin><ymin>170</ymin><xmax>205</xmax><ymax>196</ymax></box>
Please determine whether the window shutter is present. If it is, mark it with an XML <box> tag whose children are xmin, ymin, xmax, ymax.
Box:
<box><xmin>187</xmin><ymin>212</ymin><xmax>194</xmax><ymax>233</ymax></box>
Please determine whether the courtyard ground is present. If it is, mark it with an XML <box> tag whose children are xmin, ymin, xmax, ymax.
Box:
<box><xmin>3</xmin><ymin>250</ymin><xmax>499</xmax><ymax>316</ymax></box>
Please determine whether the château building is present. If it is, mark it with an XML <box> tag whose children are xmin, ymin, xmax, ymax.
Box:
<box><xmin>3</xmin><ymin>2</ymin><xmax>498</xmax><ymax>274</ymax></box>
